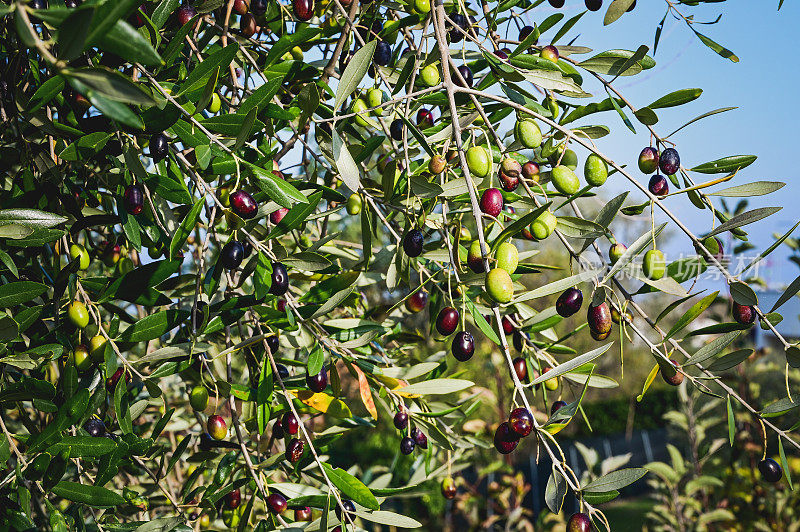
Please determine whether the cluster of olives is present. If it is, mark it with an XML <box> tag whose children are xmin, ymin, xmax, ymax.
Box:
<box><xmin>392</xmin><ymin>411</ymin><xmax>429</xmax><ymax>455</ymax></box>
<box><xmin>638</xmin><ymin>146</ymin><xmax>681</xmax><ymax>198</ymax></box>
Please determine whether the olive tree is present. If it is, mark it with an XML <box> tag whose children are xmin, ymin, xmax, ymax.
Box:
<box><xmin>0</xmin><ymin>0</ymin><xmax>797</xmax><ymax>530</ymax></box>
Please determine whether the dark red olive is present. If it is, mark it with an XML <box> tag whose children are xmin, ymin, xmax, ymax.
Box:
<box><xmin>659</xmin><ymin>147</ymin><xmax>680</xmax><ymax>175</ymax></box>
<box><xmin>400</xmin><ymin>436</ymin><xmax>415</xmax><ymax>455</ymax></box>
<box><xmin>230</xmin><ymin>190</ymin><xmax>257</xmax><ymax>219</ymax></box>
<box><xmin>281</xmin><ymin>412</ymin><xmax>299</xmax><ymax>435</ymax></box>
<box><xmin>416</xmin><ymin>108</ymin><xmax>434</xmax><ymax>128</ymax></box>
<box><xmin>411</xmin><ymin>427</ymin><xmax>427</xmax><ymax>449</ymax></box>
<box><xmin>480</xmin><ymin>188</ymin><xmax>504</xmax><ymax>218</ymax></box>
<box><xmin>293</xmin><ymin>0</ymin><xmax>313</xmax><ymax>21</ymax></box>
<box><xmin>286</xmin><ymin>438</ymin><xmax>304</xmax><ymax>462</ymax></box>
<box><xmin>436</xmin><ymin>307</ymin><xmax>459</xmax><ymax>336</ymax></box>
<box><xmin>638</xmin><ymin>146</ymin><xmax>659</xmax><ymax>174</ymax></box>
<box><xmin>270</xmin><ymin>207</ymin><xmax>289</xmax><ymax>224</ymax></box>
<box><xmin>177</xmin><ymin>5</ymin><xmax>196</xmax><ymax>26</ymax></box>
<box><xmin>648</xmin><ymin>175</ymin><xmax>669</xmax><ymax>197</ymax></box>
<box><xmin>403</xmin><ymin>229</ymin><xmax>424</xmax><ymax>257</ymax></box>
<box><xmin>493</xmin><ymin>49</ymin><xmax>508</xmax><ymax>60</ymax></box>
<box><xmin>225</xmin><ymin>489</ymin><xmax>241</xmax><ymax>509</ymax></box>
<box><xmin>294</xmin><ymin>506</ymin><xmax>312</xmax><ymax>521</ymax></box>
<box><xmin>501</xmin><ymin>315</ymin><xmax>515</xmax><ymax>335</ymax></box>
<box><xmin>662</xmin><ymin>359</ymin><xmax>684</xmax><ymax>386</ymax></box>
<box><xmin>405</xmin><ymin>290</ymin><xmax>428</xmax><ymax>312</ymax></box>
<box><xmin>306</xmin><ymin>367</ymin><xmax>327</xmax><ymax>392</ymax></box>
<box><xmin>221</xmin><ymin>241</ymin><xmax>244</xmax><ymax>270</ymax></box>
<box><xmin>455</xmin><ymin>65</ymin><xmax>473</xmax><ymax>88</ymax></box>
<box><xmin>732</xmin><ymin>302</ymin><xmax>755</xmax><ymax>325</ymax></box>
<box><xmin>269</xmin><ymin>262</ymin><xmax>289</xmax><ymax>296</ymax></box>
<box><xmin>106</xmin><ymin>367</ymin><xmax>130</xmax><ymax>392</ymax></box>
<box><xmin>150</xmin><ymin>132</ymin><xmax>169</xmax><ymax>162</ymax></box>
<box><xmin>758</xmin><ymin>458</ymin><xmax>783</xmax><ymax>483</ymax></box>
<box><xmin>522</xmin><ymin>161</ymin><xmax>540</xmax><ymax>180</ymax></box>
<box><xmin>267</xmin><ymin>493</ymin><xmax>287</xmax><ymax>514</ymax></box>
<box><xmin>512</xmin><ymin>357</ymin><xmax>528</xmax><ymax>383</ymax></box>
<box><xmin>508</xmin><ymin>407</ymin><xmax>533</xmax><ymax>437</ymax></box>
<box><xmin>393</xmin><ymin>411</ymin><xmax>408</xmax><ymax>430</ymax></box>
<box><xmin>587</xmin><ymin>302</ymin><xmax>612</xmax><ymax>335</ymax></box>
<box><xmin>494</xmin><ymin>422</ymin><xmax>520</xmax><ymax>454</ymax></box>
<box><xmin>556</xmin><ymin>288</ymin><xmax>583</xmax><ymax>318</ymax></box>
<box><xmin>451</xmin><ymin>331</ymin><xmax>474</xmax><ymax>361</ymax></box>
<box><xmin>233</xmin><ymin>0</ymin><xmax>248</xmax><ymax>15</ymax></box>
<box><xmin>567</xmin><ymin>512</ymin><xmax>592</xmax><ymax>532</ymax></box>
<box><xmin>124</xmin><ymin>184</ymin><xmax>144</xmax><ymax>215</ymax></box>
<box><xmin>272</xmin><ymin>419</ymin><xmax>285</xmax><ymax>439</ymax></box>
<box><xmin>591</xmin><ymin>329</ymin><xmax>611</xmax><ymax>341</ymax></box>
<box><xmin>251</xmin><ymin>0</ymin><xmax>268</xmax><ymax>15</ymax></box>
<box><xmin>551</xmin><ymin>400</ymin><xmax>568</xmax><ymax>415</ymax></box>
<box><xmin>240</xmin><ymin>13</ymin><xmax>256</xmax><ymax>37</ymax></box>
<box><xmin>499</xmin><ymin>169</ymin><xmax>520</xmax><ymax>192</ymax></box>
<box><xmin>277</xmin><ymin>299</ymin><xmax>287</xmax><ymax>312</ymax></box>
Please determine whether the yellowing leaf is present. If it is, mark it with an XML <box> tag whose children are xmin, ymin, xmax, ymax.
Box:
<box><xmin>294</xmin><ymin>391</ymin><xmax>352</xmax><ymax>418</ymax></box>
<box><xmin>355</xmin><ymin>367</ymin><xmax>378</xmax><ymax>420</ymax></box>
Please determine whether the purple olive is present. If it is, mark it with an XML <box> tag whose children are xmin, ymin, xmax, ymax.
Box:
<box><xmin>659</xmin><ymin>148</ymin><xmax>680</xmax><ymax>175</ymax></box>
<box><xmin>508</xmin><ymin>407</ymin><xmax>533</xmax><ymax>437</ymax></box>
<box><xmin>587</xmin><ymin>302</ymin><xmax>612</xmax><ymax>335</ymax></box>
<box><xmin>451</xmin><ymin>331</ymin><xmax>475</xmax><ymax>361</ymax></box>
<box><xmin>556</xmin><ymin>288</ymin><xmax>583</xmax><ymax>318</ymax></box>
<box><xmin>436</xmin><ymin>307</ymin><xmax>459</xmax><ymax>336</ymax></box>
<box><xmin>648</xmin><ymin>174</ymin><xmax>669</xmax><ymax>197</ymax></box>
<box><xmin>493</xmin><ymin>422</ymin><xmax>520</xmax><ymax>454</ymax></box>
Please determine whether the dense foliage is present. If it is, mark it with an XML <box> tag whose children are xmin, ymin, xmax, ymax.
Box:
<box><xmin>0</xmin><ymin>0</ymin><xmax>798</xmax><ymax>530</ymax></box>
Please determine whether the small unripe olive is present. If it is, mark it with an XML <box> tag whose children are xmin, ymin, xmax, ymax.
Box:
<box><xmin>466</xmin><ymin>146</ymin><xmax>491</xmax><ymax>178</ymax></box>
<box><xmin>643</xmin><ymin>249</ymin><xmax>666</xmax><ymax>280</ymax></box>
<box><xmin>190</xmin><ymin>386</ymin><xmax>209</xmax><ymax>411</ymax></box>
<box><xmin>584</xmin><ymin>154</ymin><xmax>608</xmax><ymax>187</ymax></box>
<box><xmin>420</xmin><ymin>64</ymin><xmax>441</xmax><ymax>87</ymax></box>
<box><xmin>551</xmin><ymin>165</ymin><xmax>580</xmax><ymax>195</ymax></box>
<box><xmin>530</xmin><ymin>210</ymin><xmax>557</xmax><ymax>241</ymax></box>
<box><xmin>514</xmin><ymin>120</ymin><xmax>542</xmax><ymax>149</ymax></box>
<box><xmin>366</xmin><ymin>88</ymin><xmax>386</xmax><ymax>115</ymax></box>
<box><xmin>540</xmin><ymin>45</ymin><xmax>559</xmax><ymax>63</ymax></box>
<box><xmin>346</xmin><ymin>194</ymin><xmax>362</xmax><ymax>215</ymax></box>
<box><xmin>609</xmin><ymin>243</ymin><xmax>627</xmax><ymax>264</ymax></box>
<box><xmin>495</xmin><ymin>242</ymin><xmax>519</xmax><ymax>274</ymax></box>
<box><xmin>69</xmin><ymin>243</ymin><xmax>90</xmax><ymax>270</ymax></box>
<box><xmin>72</xmin><ymin>345</ymin><xmax>92</xmax><ymax>372</ymax></box>
<box><xmin>89</xmin><ymin>335</ymin><xmax>107</xmax><ymax>362</ymax></box>
<box><xmin>351</xmin><ymin>98</ymin><xmax>370</xmax><ymax>128</ymax></box>
<box><xmin>67</xmin><ymin>301</ymin><xmax>90</xmax><ymax>329</ymax></box>
<box><xmin>206</xmin><ymin>93</ymin><xmax>221</xmax><ymax>113</ymax></box>
<box><xmin>485</xmin><ymin>268</ymin><xmax>514</xmax><ymax>303</ymax></box>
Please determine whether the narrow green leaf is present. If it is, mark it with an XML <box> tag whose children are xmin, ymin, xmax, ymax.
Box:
<box><xmin>335</xmin><ymin>40</ymin><xmax>377</xmax><ymax>111</ymax></box>
<box><xmin>320</xmin><ymin>463</ymin><xmax>380</xmax><ymax>510</ymax></box>
<box><xmin>169</xmin><ymin>197</ymin><xmax>204</xmax><ymax>260</ymax></box>
<box><xmin>664</xmin><ymin>291</ymin><xmax>718</xmax><ymax>341</ymax></box>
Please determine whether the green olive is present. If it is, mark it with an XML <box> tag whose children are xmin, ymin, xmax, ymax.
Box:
<box><xmin>67</xmin><ymin>301</ymin><xmax>90</xmax><ymax>329</ymax></box>
<box><xmin>420</xmin><ymin>64</ymin><xmax>440</xmax><ymax>86</ymax></box>
<box><xmin>346</xmin><ymin>194</ymin><xmax>362</xmax><ymax>215</ymax></box>
<box><xmin>514</xmin><ymin>120</ymin><xmax>542</xmax><ymax>149</ymax></box>
<box><xmin>466</xmin><ymin>146</ymin><xmax>490</xmax><ymax>178</ymax></box>
<box><xmin>69</xmin><ymin>243</ymin><xmax>90</xmax><ymax>270</ymax></box>
<box><xmin>290</xmin><ymin>46</ymin><xmax>304</xmax><ymax>61</ymax></box>
<box><xmin>351</xmin><ymin>98</ymin><xmax>370</xmax><ymax>128</ymax></box>
<box><xmin>584</xmin><ymin>154</ymin><xmax>608</xmax><ymax>187</ymax></box>
<box><xmin>366</xmin><ymin>88</ymin><xmax>386</xmax><ymax>115</ymax></box>
<box><xmin>550</xmin><ymin>165</ymin><xmax>580</xmax><ymax>195</ymax></box>
<box><xmin>206</xmin><ymin>93</ymin><xmax>221</xmax><ymax>114</ymax></box>
<box><xmin>485</xmin><ymin>268</ymin><xmax>514</xmax><ymax>303</ymax></box>
<box><xmin>544</xmin><ymin>95</ymin><xmax>559</xmax><ymax>119</ymax></box>
<box><xmin>495</xmin><ymin>242</ymin><xmax>519</xmax><ymax>274</ymax></box>
<box><xmin>72</xmin><ymin>345</ymin><xmax>92</xmax><ymax>372</ymax></box>
<box><xmin>414</xmin><ymin>0</ymin><xmax>432</xmax><ymax>14</ymax></box>
<box><xmin>89</xmin><ymin>335</ymin><xmax>107</xmax><ymax>362</ymax></box>
<box><xmin>190</xmin><ymin>385</ymin><xmax>209</xmax><ymax>411</ymax></box>
<box><xmin>643</xmin><ymin>249</ymin><xmax>666</xmax><ymax>280</ymax></box>
<box><xmin>530</xmin><ymin>210</ymin><xmax>557</xmax><ymax>241</ymax></box>
<box><xmin>549</xmin><ymin>148</ymin><xmax>578</xmax><ymax>171</ymax></box>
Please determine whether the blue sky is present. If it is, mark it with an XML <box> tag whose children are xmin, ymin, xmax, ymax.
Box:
<box><xmin>522</xmin><ymin>1</ymin><xmax>799</xmax><ymax>288</ymax></box>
